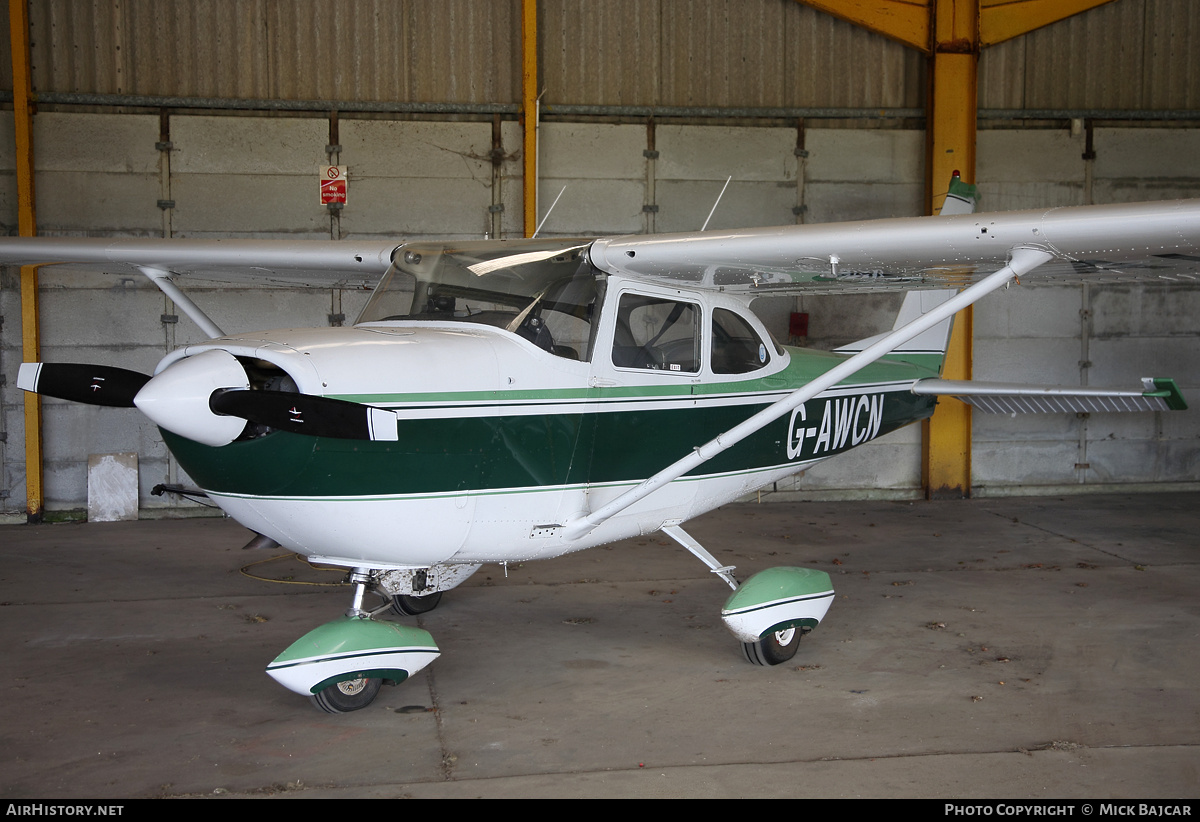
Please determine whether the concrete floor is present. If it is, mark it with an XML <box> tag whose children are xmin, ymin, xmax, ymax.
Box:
<box><xmin>1</xmin><ymin>493</ymin><xmax>1197</xmax><ymax>799</ymax></box>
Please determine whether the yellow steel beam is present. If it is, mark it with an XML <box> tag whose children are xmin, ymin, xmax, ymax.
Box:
<box><xmin>980</xmin><ymin>0</ymin><xmax>1120</xmax><ymax>47</ymax></box>
<box><xmin>798</xmin><ymin>0</ymin><xmax>985</xmax><ymax>497</ymax></box>
<box><xmin>927</xmin><ymin>30</ymin><xmax>979</xmax><ymax>249</ymax></box>
<box><xmin>798</xmin><ymin>0</ymin><xmax>931</xmax><ymax>52</ymax></box>
<box><xmin>924</xmin><ymin>0</ymin><xmax>978</xmax><ymax>499</ymax></box>
<box><xmin>923</xmin><ymin>305</ymin><xmax>973</xmax><ymax>495</ymax></box>
<box><xmin>797</xmin><ymin>0</ymin><xmax>1119</xmax><ymax>51</ymax></box>
<box><xmin>797</xmin><ymin>0</ymin><xmax>1120</xmax><ymax>497</ymax></box>
<box><xmin>521</xmin><ymin>0</ymin><xmax>538</xmax><ymax>238</ymax></box>
<box><xmin>10</xmin><ymin>0</ymin><xmax>43</xmax><ymax>521</ymax></box>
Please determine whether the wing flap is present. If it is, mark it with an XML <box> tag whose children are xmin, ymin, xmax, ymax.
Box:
<box><xmin>913</xmin><ymin>378</ymin><xmax>1188</xmax><ymax>414</ymax></box>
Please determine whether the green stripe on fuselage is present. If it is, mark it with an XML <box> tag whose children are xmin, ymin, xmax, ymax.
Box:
<box><xmin>164</xmin><ymin>349</ymin><xmax>939</xmax><ymax>498</ymax></box>
<box><xmin>328</xmin><ymin>347</ymin><xmax>935</xmax><ymax>407</ymax></box>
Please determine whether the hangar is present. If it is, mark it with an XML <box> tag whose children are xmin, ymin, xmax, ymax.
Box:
<box><xmin>1</xmin><ymin>0</ymin><xmax>1198</xmax><ymax>799</ymax></box>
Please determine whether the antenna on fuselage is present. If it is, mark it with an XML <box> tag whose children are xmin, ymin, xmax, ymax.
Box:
<box><xmin>532</xmin><ymin>185</ymin><xmax>567</xmax><ymax>239</ymax></box>
<box><xmin>701</xmin><ymin>176</ymin><xmax>732</xmax><ymax>231</ymax></box>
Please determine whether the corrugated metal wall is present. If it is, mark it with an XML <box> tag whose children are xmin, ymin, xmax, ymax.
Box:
<box><xmin>542</xmin><ymin>0</ymin><xmax>922</xmax><ymax>109</ymax></box>
<box><xmin>18</xmin><ymin>0</ymin><xmax>522</xmax><ymax>104</ymax></box>
<box><xmin>4</xmin><ymin>0</ymin><xmax>1196</xmax><ymax>115</ymax></box>
<box><xmin>979</xmin><ymin>0</ymin><xmax>1200</xmax><ymax>111</ymax></box>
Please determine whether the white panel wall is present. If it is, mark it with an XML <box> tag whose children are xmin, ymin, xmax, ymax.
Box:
<box><xmin>654</xmin><ymin>125</ymin><xmax>798</xmax><ymax>233</ymax></box>
<box><xmin>1</xmin><ymin>114</ymin><xmax>1198</xmax><ymax>517</ymax></box>
<box><xmin>804</xmin><ymin>129</ymin><xmax>926</xmax><ymax>222</ymax></box>
<box><xmin>538</xmin><ymin>123</ymin><xmax>646</xmax><ymax>236</ymax></box>
<box><xmin>971</xmin><ymin>127</ymin><xmax>1200</xmax><ymax>495</ymax></box>
<box><xmin>339</xmin><ymin>120</ymin><xmax>517</xmax><ymax>240</ymax></box>
<box><xmin>170</xmin><ymin>116</ymin><xmax>331</xmax><ymax>239</ymax></box>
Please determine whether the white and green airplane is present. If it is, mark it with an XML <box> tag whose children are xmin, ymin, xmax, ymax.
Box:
<box><xmin>5</xmin><ymin>192</ymin><xmax>1197</xmax><ymax>712</ymax></box>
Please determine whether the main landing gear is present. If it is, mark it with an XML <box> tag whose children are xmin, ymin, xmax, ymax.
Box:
<box><xmin>661</xmin><ymin>524</ymin><xmax>834</xmax><ymax>666</ymax></box>
<box><xmin>265</xmin><ymin>564</ymin><xmax>478</xmax><ymax>713</ymax></box>
<box><xmin>742</xmin><ymin>625</ymin><xmax>810</xmax><ymax>666</ymax></box>
<box><xmin>311</xmin><ymin>675</ymin><xmax>383</xmax><ymax>714</ymax></box>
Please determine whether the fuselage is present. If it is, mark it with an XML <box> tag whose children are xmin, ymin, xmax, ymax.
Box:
<box><xmin>155</xmin><ymin>258</ymin><xmax>940</xmax><ymax>571</ymax></box>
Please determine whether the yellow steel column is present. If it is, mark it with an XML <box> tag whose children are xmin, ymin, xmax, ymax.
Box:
<box><xmin>796</xmin><ymin>0</ymin><xmax>1122</xmax><ymax>499</ymax></box>
<box><xmin>521</xmin><ymin>0</ymin><xmax>538</xmax><ymax>238</ymax></box>
<box><xmin>927</xmin><ymin>0</ymin><xmax>977</xmax><ymax>212</ymax></box>
<box><xmin>924</xmin><ymin>0</ymin><xmax>978</xmax><ymax>499</ymax></box>
<box><xmin>10</xmin><ymin>0</ymin><xmax>43</xmax><ymax>521</ymax></box>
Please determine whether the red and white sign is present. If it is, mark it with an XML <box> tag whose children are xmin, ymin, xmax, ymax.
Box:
<box><xmin>320</xmin><ymin>165</ymin><xmax>347</xmax><ymax>204</ymax></box>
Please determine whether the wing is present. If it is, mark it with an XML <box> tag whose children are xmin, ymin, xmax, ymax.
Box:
<box><xmin>0</xmin><ymin>237</ymin><xmax>400</xmax><ymax>288</ymax></box>
<box><xmin>6</xmin><ymin>199</ymin><xmax>1196</xmax><ymax>292</ymax></box>
<box><xmin>587</xmin><ymin>199</ymin><xmax>1200</xmax><ymax>294</ymax></box>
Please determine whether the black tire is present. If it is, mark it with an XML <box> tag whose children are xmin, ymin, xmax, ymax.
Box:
<box><xmin>742</xmin><ymin>627</ymin><xmax>801</xmax><ymax>666</ymax></box>
<box><xmin>390</xmin><ymin>591</ymin><xmax>442</xmax><ymax>616</ymax></box>
<box><xmin>310</xmin><ymin>677</ymin><xmax>383</xmax><ymax>713</ymax></box>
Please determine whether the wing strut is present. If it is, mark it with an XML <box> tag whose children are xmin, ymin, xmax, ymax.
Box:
<box><xmin>562</xmin><ymin>246</ymin><xmax>1054</xmax><ymax>541</ymax></box>
<box><xmin>138</xmin><ymin>266</ymin><xmax>225</xmax><ymax>340</ymax></box>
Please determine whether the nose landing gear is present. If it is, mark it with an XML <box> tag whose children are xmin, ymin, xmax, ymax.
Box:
<box><xmin>265</xmin><ymin>569</ymin><xmax>441</xmax><ymax>713</ymax></box>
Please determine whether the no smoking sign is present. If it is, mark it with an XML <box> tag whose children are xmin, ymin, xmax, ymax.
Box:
<box><xmin>320</xmin><ymin>165</ymin><xmax>347</xmax><ymax>204</ymax></box>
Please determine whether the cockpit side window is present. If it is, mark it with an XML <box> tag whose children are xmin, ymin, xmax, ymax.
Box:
<box><xmin>612</xmin><ymin>293</ymin><xmax>700</xmax><ymax>374</ymax></box>
<box><xmin>711</xmin><ymin>307</ymin><xmax>770</xmax><ymax>374</ymax></box>
<box><xmin>525</xmin><ymin>263</ymin><xmax>601</xmax><ymax>361</ymax></box>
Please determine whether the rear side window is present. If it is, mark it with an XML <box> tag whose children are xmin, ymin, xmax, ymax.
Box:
<box><xmin>711</xmin><ymin>307</ymin><xmax>769</xmax><ymax>374</ymax></box>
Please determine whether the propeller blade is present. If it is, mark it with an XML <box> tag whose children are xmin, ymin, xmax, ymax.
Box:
<box><xmin>17</xmin><ymin>362</ymin><xmax>151</xmax><ymax>407</ymax></box>
<box><xmin>209</xmin><ymin>389</ymin><xmax>399</xmax><ymax>442</ymax></box>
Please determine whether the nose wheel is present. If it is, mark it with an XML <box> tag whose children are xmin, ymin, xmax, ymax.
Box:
<box><xmin>390</xmin><ymin>591</ymin><xmax>442</xmax><ymax>616</ymax></box>
<box><xmin>266</xmin><ymin>572</ymin><xmax>441</xmax><ymax>713</ymax></box>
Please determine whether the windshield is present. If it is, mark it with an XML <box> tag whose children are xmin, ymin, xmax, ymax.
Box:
<box><xmin>356</xmin><ymin>238</ymin><xmax>603</xmax><ymax>362</ymax></box>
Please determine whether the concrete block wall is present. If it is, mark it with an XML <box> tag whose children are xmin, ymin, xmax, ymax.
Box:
<box><xmin>970</xmin><ymin>128</ymin><xmax>1200</xmax><ymax>494</ymax></box>
<box><xmin>1</xmin><ymin>113</ymin><xmax>1197</xmax><ymax>515</ymax></box>
<box><xmin>537</xmin><ymin>123</ymin><xmax>646</xmax><ymax>236</ymax></box>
